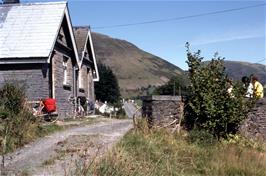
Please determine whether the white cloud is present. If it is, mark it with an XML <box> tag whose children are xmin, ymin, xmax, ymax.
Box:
<box><xmin>187</xmin><ymin>27</ymin><xmax>265</xmax><ymax>46</ymax></box>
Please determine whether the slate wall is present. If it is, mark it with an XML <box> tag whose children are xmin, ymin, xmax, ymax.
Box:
<box><xmin>52</xmin><ymin>51</ymin><xmax>75</xmax><ymax>118</ymax></box>
<box><xmin>142</xmin><ymin>96</ymin><xmax>182</xmax><ymax>126</ymax></box>
<box><xmin>240</xmin><ymin>98</ymin><xmax>266</xmax><ymax>141</ymax></box>
<box><xmin>0</xmin><ymin>63</ymin><xmax>50</xmax><ymax>100</ymax></box>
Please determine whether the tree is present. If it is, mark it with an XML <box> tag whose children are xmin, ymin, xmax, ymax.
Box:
<box><xmin>153</xmin><ymin>75</ymin><xmax>189</xmax><ymax>96</ymax></box>
<box><xmin>95</xmin><ymin>63</ymin><xmax>121</xmax><ymax>105</ymax></box>
<box><xmin>185</xmin><ymin>44</ymin><xmax>253</xmax><ymax>138</ymax></box>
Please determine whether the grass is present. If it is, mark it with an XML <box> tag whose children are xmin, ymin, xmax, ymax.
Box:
<box><xmin>42</xmin><ymin>150</ymin><xmax>66</xmax><ymax>166</ymax></box>
<box><xmin>37</xmin><ymin>123</ymin><xmax>64</xmax><ymax>138</ymax></box>
<box><xmin>79</xmin><ymin>121</ymin><xmax>266</xmax><ymax>176</ymax></box>
<box><xmin>0</xmin><ymin>117</ymin><xmax>101</xmax><ymax>155</ymax></box>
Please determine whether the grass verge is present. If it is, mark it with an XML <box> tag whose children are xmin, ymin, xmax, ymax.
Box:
<box><xmin>79</xmin><ymin>122</ymin><xmax>266</xmax><ymax>176</ymax></box>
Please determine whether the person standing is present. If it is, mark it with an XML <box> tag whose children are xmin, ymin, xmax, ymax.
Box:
<box><xmin>251</xmin><ymin>76</ymin><xmax>264</xmax><ymax>99</ymax></box>
<box><xmin>242</xmin><ymin>76</ymin><xmax>253</xmax><ymax>98</ymax></box>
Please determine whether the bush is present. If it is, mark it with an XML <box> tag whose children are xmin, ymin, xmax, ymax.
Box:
<box><xmin>0</xmin><ymin>82</ymin><xmax>36</xmax><ymax>154</ymax></box>
<box><xmin>187</xmin><ymin>129</ymin><xmax>217</xmax><ymax>146</ymax></box>
<box><xmin>0</xmin><ymin>82</ymin><xmax>25</xmax><ymax>115</ymax></box>
<box><xmin>185</xmin><ymin>44</ymin><xmax>254</xmax><ymax>138</ymax></box>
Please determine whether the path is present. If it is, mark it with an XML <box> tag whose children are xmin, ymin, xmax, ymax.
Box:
<box><xmin>2</xmin><ymin>118</ymin><xmax>132</xmax><ymax>175</ymax></box>
<box><xmin>124</xmin><ymin>102</ymin><xmax>141</xmax><ymax>118</ymax></box>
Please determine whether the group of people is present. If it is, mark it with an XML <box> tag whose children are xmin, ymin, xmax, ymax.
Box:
<box><xmin>242</xmin><ymin>74</ymin><xmax>264</xmax><ymax>99</ymax></box>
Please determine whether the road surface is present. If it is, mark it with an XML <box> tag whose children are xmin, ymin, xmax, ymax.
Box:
<box><xmin>123</xmin><ymin>102</ymin><xmax>141</xmax><ymax>118</ymax></box>
<box><xmin>2</xmin><ymin>118</ymin><xmax>132</xmax><ymax>175</ymax></box>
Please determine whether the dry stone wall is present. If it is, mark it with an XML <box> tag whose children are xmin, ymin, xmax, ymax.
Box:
<box><xmin>142</xmin><ymin>96</ymin><xmax>182</xmax><ymax>127</ymax></box>
<box><xmin>240</xmin><ymin>98</ymin><xmax>266</xmax><ymax>141</ymax></box>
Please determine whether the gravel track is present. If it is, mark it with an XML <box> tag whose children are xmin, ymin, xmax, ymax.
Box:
<box><xmin>1</xmin><ymin>118</ymin><xmax>132</xmax><ymax>175</ymax></box>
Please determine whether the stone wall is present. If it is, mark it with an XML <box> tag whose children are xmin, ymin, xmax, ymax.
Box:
<box><xmin>142</xmin><ymin>96</ymin><xmax>182</xmax><ymax>126</ymax></box>
<box><xmin>240</xmin><ymin>98</ymin><xmax>266</xmax><ymax>141</ymax></box>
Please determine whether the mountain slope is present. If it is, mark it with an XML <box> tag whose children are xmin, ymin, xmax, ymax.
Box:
<box><xmin>224</xmin><ymin>61</ymin><xmax>266</xmax><ymax>84</ymax></box>
<box><xmin>91</xmin><ymin>32</ymin><xmax>183</xmax><ymax>96</ymax></box>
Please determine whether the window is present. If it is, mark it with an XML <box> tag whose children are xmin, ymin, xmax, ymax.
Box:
<box><xmin>79</xmin><ymin>70</ymin><xmax>83</xmax><ymax>89</ymax></box>
<box><xmin>63</xmin><ymin>56</ymin><xmax>68</xmax><ymax>85</ymax></box>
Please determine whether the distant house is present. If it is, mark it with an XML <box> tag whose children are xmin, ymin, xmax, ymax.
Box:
<box><xmin>0</xmin><ymin>1</ymin><xmax>80</xmax><ymax>117</ymax></box>
<box><xmin>73</xmin><ymin>26</ymin><xmax>99</xmax><ymax>113</ymax></box>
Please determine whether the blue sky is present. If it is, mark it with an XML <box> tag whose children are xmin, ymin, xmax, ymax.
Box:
<box><xmin>19</xmin><ymin>0</ymin><xmax>265</xmax><ymax>70</ymax></box>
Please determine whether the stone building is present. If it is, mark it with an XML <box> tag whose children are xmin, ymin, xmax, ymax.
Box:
<box><xmin>0</xmin><ymin>1</ymin><xmax>81</xmax><ymax>117</ymax></box>
<box><xmin>73</xmin><ymin>27</ymin><xmax>99</xmax><ymax>112</ymax></box>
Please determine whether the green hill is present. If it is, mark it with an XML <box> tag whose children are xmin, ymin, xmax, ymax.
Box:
<box><xmin>92</xmin><ymin>32</ymin><xmax>183</xmax><ymax>97</ymax></box>
<box><xmin>224</xmin><ymin>61</ymin><xmax>266</xmax><ymax>84</ymax></box>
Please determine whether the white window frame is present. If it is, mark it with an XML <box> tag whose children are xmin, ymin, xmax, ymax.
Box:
<box><xmin>79</xmin><ymin>70</ymin><xmax>84</xmax><ymax>89</ymax></box>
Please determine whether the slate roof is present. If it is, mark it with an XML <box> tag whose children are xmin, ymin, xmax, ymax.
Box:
<box><xmin>73</xmin><ymin>26</ymin><xmax>100</xmax><ymax>81</ymax></box>
<box><xmin>0</xmin><ymin>2</ymin><xmax>67</xmax><ymax>59</ymax></box>
<box><xmin>73</xmin><ymin>26</ymin><xmax>89</xmax><ymax>59</ymax></box>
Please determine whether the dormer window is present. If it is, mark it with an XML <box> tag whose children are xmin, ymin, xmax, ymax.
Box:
<box><xmin>58</xmin><ymin>33</ymin><xmax>64</xmax><ymax>41</ymax></box>
<box><xmin>84</xmin><ymin>52</ymin><xmax>88</xmax><ymax>58</ymax></box>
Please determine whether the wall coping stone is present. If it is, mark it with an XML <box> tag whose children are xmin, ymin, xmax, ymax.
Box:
<box><xmin>142</xmin><ymin>95</ymin><xmax>181</xmax><ymax>101</ymax></box>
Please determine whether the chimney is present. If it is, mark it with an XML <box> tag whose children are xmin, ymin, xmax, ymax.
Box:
<box><xmin>3</xmin><ymin>0</ymin><xmax>20</xmax><ymax>4</ymax></box>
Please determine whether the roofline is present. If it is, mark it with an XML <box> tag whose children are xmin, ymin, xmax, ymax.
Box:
<box><xmin>0</xmin><ymin>1</ymin><xmax>67</xmax><ymax>7</ymax></box>
<box><xmin>79</xmin><ymin>26</ymin><xmax>90</xmax><ymax>68</ymax></box>
<box><xmin>0</xmin><ymin>57</ymin><xmax>47</xmax><ymax>64</ymax></box>
<box><xmin>73</xmin><ymin>25</ymin><xmax>90</xmax><ymax>29</ymax></box>
<box><xmin>47</xmin><ymin>2</ymin><xmax>79</xmax><ymax>67</ymax></box>
<box><xmin>87</xmin><ymin>28</ymin><xmax>100</xmax><ymax>82</ymax></box>
<box><xmin>76</xmin><ymin>26</ymin><xmax>99</xmax><ymax>81</ymax></box>
<box><xmin>47</xmin><ymin>3</ymin><xmax>66</xmax><ymax>63</ymax></box>
<box><xmin>65</xmin><ymin>3</ymin><xmax>79</xmax><ymax>67</ymax></box>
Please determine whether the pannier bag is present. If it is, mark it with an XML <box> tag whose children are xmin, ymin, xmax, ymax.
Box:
<box><xmin>43</xmin><ymin>98</ymin><xmax>57</xmax><ymax>113</ymax></box>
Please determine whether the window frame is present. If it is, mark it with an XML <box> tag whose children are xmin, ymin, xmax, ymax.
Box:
<box><xmin>63</xmin><ymin>56</ymin><xmax>69</xmax><ymax>85</ymax></box>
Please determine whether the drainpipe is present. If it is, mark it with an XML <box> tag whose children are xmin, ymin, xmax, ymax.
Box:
<box><xmin>73</xmin><ymin>66</ymin><xmax>78</xmax><ymax>117</ymax></box>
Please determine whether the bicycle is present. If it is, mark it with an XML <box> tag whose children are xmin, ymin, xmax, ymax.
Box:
<box><xmin>28</xmin><ymin>99</ymin><xmax>59</xmax><ymax>123</ymax></box>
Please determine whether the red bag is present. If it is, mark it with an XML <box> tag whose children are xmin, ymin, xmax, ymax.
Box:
<box><xmin>43</xmin><ymin>98</ymin><xmax>56</xmax><ymax>113</ymax></box>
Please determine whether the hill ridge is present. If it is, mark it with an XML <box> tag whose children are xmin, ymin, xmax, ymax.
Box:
<box><xmin>91</xmin><ymin>32</ymin><xmax>183</xmax><ymax>97</ymax></box>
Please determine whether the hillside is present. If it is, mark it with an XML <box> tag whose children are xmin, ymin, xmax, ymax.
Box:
<box><xmin>91</xmin><ymin>32</ymin><xmax>183</xmax><ymax>97</ymax></box>
<box><xmin>224</xmin><ymin>61</ymin><xmax>266</xmax><ymax>84</ymax></box>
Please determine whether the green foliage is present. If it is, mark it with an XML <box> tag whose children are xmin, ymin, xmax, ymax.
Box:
<box><xmin>153</xmin><ymin>75</ymin><xmax>189</xmax><ymax>96</ymax></box>
<box><xmin>185</xmin><ymin>44</ymin><xmax>254</xmax><ymax>138</ymax></box>
<box><xmin>0</xmin><ymin>83</ymin><xmax>34</xmax><ymax>154</ymax></box>
<box><xmin>188</xmin><ymin>129</ymin><xmax>217</xmax><ymax>146</ymax></box>
<box><xmin>0</xmin><ymin>82</ymin><xmax>25</xmax><ymax>115</ymax></box>
<box><xmin>95</xmin><ymin>63</ymin><xmax>121</xmax><ymax>105</ymax></box>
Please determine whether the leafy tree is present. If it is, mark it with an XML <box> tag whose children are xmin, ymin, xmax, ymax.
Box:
<box><xmin>185</xmin><ymin>44</ymin><xmax>254</xmax><ymax>138</ymax></box>
<box><xmin>95</xmin><ymin>63</ymin><xmax>121</xmax><ymax>105</ymax></box>
<box><xmin>153</xmin><ymin>75</ymin><xmax>189</xmax><ymax>96</ymax></box>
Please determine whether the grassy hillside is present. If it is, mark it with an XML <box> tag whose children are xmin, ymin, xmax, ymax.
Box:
<box><xmin>92</xmin><ymin>32</ymin><xmax>183</xmax><ymax>97</ymax></box>
<box><xmin>224</xmin><ymin>61</ymin><xmax>266</xmax><ymax>84</ymax></box>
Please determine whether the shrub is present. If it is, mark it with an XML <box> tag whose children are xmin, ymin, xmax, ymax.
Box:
<box><xmin>187</xmin><ymin>129</ymin><xmax>217</xmax><ymax>146</ymax></box>
<box><xmin>0</xmin><ymin>82</ymin><xmax>25</xmax><ymax>115</ymax></box>
<box><xmin>0</xmin><ymin>82</ymin><xmax>35</xmax><ymax>154</ymax></box>
<box><xmin>185</xmin><ymin>44</ymin><xmax>254</xmax><ymax>138</ymax></box>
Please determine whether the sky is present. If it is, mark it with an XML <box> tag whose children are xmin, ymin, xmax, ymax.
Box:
<box><xmin>18</xmin><ymin>0</ymin><xmax>266</xmax><ymax>70</ymax></box>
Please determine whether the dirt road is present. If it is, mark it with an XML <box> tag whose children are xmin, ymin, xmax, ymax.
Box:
<box><xmin>2</xmin><ymin>118</ymin><xmax>132</xmax><ymax>175</ymax></box>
